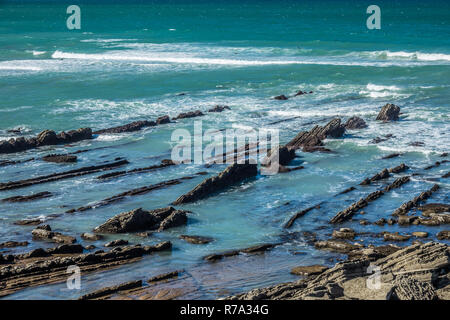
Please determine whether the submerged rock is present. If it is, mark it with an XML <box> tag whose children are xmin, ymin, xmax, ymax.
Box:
<box><xmin>376</xmin><ymin>103</ymin><xmax>400</xmax><ymax>121</ymax></box>
<box><xmin>0</xmin><ymin>127</ymin><xmax>92</xmax><ymax>154</ymax></box>
<box><xmin>104</xmin><ymin>239</ymin><xmax>129</xmax><ymax>247</ymax></box>
<box><xmin>208</xmin><ymin>105</ymin><xmax>231</xmax><ymax>112</ymax></box>
<box><xmin>42</xmin><ymin>154</ymin><xmax>77</xmax><ymax>163</ymax></box>
<box><xmin>179</xmin><ymin>235</ymin><xmax>214</xmax><ymax>244</ymax></box>
<box><xmin>274</xmin><ymin>95</ymin><xmax>288</xmax><ymax>100</ymax></box>
<box><xmin>291</xmin><ymin>265</ymin><xmax>329</xmax><ymax>276</ymax></box>
<box><xmin>2</xmin><ymin>191</ymin><xmax>52</xmax><ymax>203</ymax></box>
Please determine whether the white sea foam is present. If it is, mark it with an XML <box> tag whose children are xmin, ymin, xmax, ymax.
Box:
<box><xmin>356</xmin><ymin>50</ymin><xmax>450</xmax><ymax>62</ymax></box>
<box><xmin>50</xmin><ymin>50</ymin><xmax>430</xmax><ymax>67</ymax></box>
<box><xmin>25</xmin><ymin>50</ymin><xmax>46</xmax><ymax>56</ymax></box>
<box><xmin>80</xmin><ymin>38</ymin><xmax>138</xmax><ymax>43</ymax></box>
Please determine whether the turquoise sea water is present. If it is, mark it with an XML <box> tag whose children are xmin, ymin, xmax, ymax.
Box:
<box><xmin>0</xmin><ymin>0</ymin><xmax>449</xmax><ymax>299</ymax></box>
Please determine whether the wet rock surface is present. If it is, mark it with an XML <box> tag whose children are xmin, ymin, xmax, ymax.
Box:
<box><xmin>204</xmin><ymin>243</ymin><xmax>278</xmax><ymax>262</ymax></box>
<box><xmin>42</xmin><ymin>154</ymin><xmax>77</xmax><ymax>163</ymax></box>
<box><xmin>0</xmin><ymin>128</ymin><xmax>92</xmax><ymax>154</ymax></box>
<box><xmin>94</xmin><ymin>207</ymin><xmax>188</xmax><ymax>233</ymax></box>
<box><xmin>2</xmin><ymin>191</ymin><xmax>52</xmax><ymax>203</ymax></box>
<box><xmin>172</xmin><ymin>163</ymin><xmax>257</xmax><ymax>205</ymax></box>
<box><xmin>285</xmin><ymin>118</ymin><xmax>345</xmax><ymax>152</ymax></box>
<box><xmin>227</xmin><ymin>242</ymin><xmax>449</xmax><ymax>300</ymax></box>
<box><xmin>0</xmin><ymin>241</ymin><xmax>171</xmax><ymax>297</ymax></box>
<box><xmin>330</xmin><ymin>176</ymin><xmax>411</xmax><ymax>224</ymax></box>
<box><xmin>31</xmin><ymin>225</ymin><xmax>76</xmax><ymax>244</ymax></box>
<box><xmin>173</xmin><ymin>110</ymin><xmax>204</xmax><ymax>120</ymax></box>
<box><xmin>179</xmin><ymin>235</ymin><xmax>214</xmax><ymax>244</ymax></box>
<box><xmin>291</xmin><ymin>265</ymin><xmax>329</xmax><ymax>276</ymax></box>
<box><xmin>376</xmin><ymin>103</ymin><xmax>401</xmax><ymax>121</ymax></box>
<box><xmin>344</xmin><ymin>116</ymin><xmax>367</xmax><ymax>129</ymax></box>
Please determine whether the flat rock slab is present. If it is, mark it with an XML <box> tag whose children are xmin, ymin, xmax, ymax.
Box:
<box><xmin>290</xmin><ymin>265</ymin><xmax>329</xmax><ymax>276</ymax></box>
<box><xmin>179</xmin><ymin>235</ymin><xmax>214</xmax><ymax>244</ymax></box>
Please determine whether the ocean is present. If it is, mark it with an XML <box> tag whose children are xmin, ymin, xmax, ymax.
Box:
<box><xmin>0</xmin><ymin>0</ymin><xmax>449</xmax><ymax>299</ymax></box>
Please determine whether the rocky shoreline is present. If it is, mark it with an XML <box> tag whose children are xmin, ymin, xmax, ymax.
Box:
<box><xmin>0</xmin><ymin>102</ymin><xmax>448</xmax><ymax>300</ymax></box>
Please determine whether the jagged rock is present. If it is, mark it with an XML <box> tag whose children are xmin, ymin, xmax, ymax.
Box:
<box><xmin>42</xmin><ymin>154</ymin><xmax>77</xmax><ymax>163</ymax></box>
<box><xmin>173</xmin><ymin>110</ymin><xmax>204</xmax><ymax>120</ymax></box>
<box><xmin>227</xmin><ymin>242</ymin><xmax>449</xmax><ymax>300</ymax></box>
<box><xmin>156</xmin><ymin>115</ymin><xmax>171</xmax><ymax>125</ymax></box>
<box><xmin>0</xmin><ymin>127</ymin><xmax>92</xmax><ymax>154</ymax></box>
<box><xmin>208</xmin><ymin>105</ymin><xmax>230</xmax><ymax>113</ymax></box>
<box><xmin>389</xmin><ymin>163</ymin><xmax>409</xmax><ymax>173</ymax></box>
<box><xmin>360</xmin><ymin>168</ymin><xmax>390</xmax><ymax>185</ymax></box>
<box><xmin>388</xmin><ymin>277</ymin><xmax>437</xmax><ymax>300</ymax></box>
<box><xmin>179</xmin><ymin>235</ymin><xmax>214</xmax><ymax>244</ymax></box>
<box><xmin>319</xmin><ymin>118</ymin><xmax>346</xmax><ymax>138</ymax></box>
<box><xmin>274</xmin><ymin>95</ymin><xmax>288</xmax><ymax>100</ymax></box>
<box><xmin>393</xmin><ymin>184</ymin><xmax>440</xmax><ymax>216</ymax></box>
<box><xmin>94</xmin><ymin>207</ymin><xmax>188</xmax><ymax>233</ymax></box>
<box><xmin>294</xmin><ymin>90</ymin><xmax>312</xmax><ymax>96</ymax></box>
<box><xmin>31</xmin><ymin>225</ymin><xmax>76</xmax><ymax>244</ymax></box>
<box><xmin>81</xmin><ymin>233</ymin><xmax>103</xmax><ymax>241</ymax></box>
<box><xmin>376</xmin><ymin>103</ymin><xmax>400</xmax><ymax>121</ymax></box>
<box><xmin>172</xmin><ymin>163</ymin><xmax>257</xmax><ymax>205</ymax></box>
<box><xmin>286</xmin><ymin>118</ymin><xmax>345</xmax><ymax>152</ymax></box>
<box><xmin>291</xmin><ymin>265</ymin><xmax>329</xmax><ymax>276</ymax></box>
<box><xmin>261</xmin><ymin>146</ymin><xmax>296</xmax><ymax>167</ymax></box>
<box><xmin>344</xmin><ymin>116</ymin><xmax>367</xmax><ymax>129</ymax></box>
<box><xmin>437</xmin><ymin>231</ymin><xmax>450</xmax><ymax>240</ymax></box>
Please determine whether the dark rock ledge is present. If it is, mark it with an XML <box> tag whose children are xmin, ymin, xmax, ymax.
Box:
<box><xmin>93</xmin><ymin>207</ymin><xmax>188</xmax><ymax>233</ymax></box>
<box><xmin>0</xmin><ymin>128</ymin><xmax>92</xmax><ymax>154</ymax></box>
<box><xmin>172</xmin><ymin>163</ymin><xmax>257</xmax><ymax>205</ymax></box>
<box><xmin>0</xmin><ymin>241</ymin><xmax>171</xmax><ymax>297</ymax></box>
